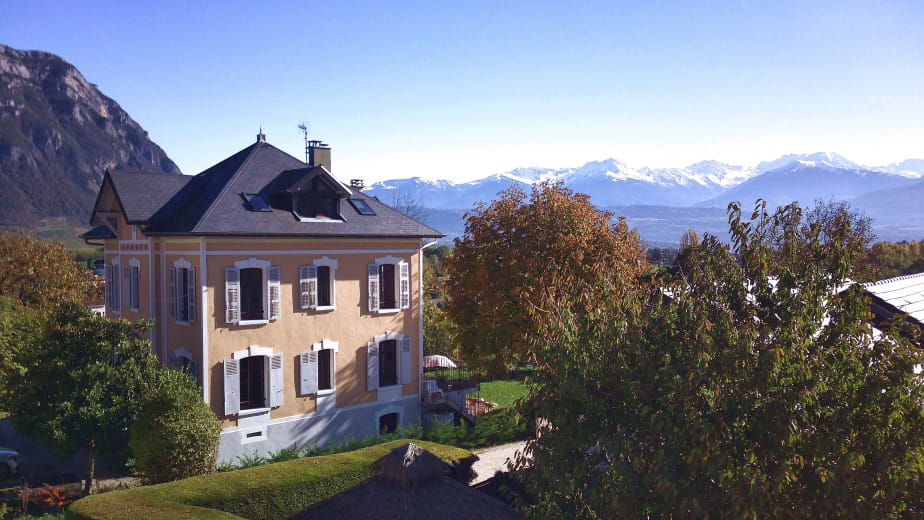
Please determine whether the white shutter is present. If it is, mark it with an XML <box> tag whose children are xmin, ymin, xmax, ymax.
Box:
<box><xmin>187</xmin><ymin>268</ymin><xmax>197</xmax><ymax>322</ymax></box>
<box><xmin>300</xmin><ymin>351</ymin><xmax>319</xmax><ymax>395</ymax></box>
<box><xmin>169</xmin><ymin>267</ymin><xmax>177</xmax><ymax>320</ymax></box>
<box><xmin>300</xmin><ymin>265</ymin><xmax>317</xmax><ymax>309</ymax></box>
<box><xmin>269</xmin><ymin>353</ymin><xmax>284</xmax><ymax>407</ymax></box>
<box><xmin>400</xmin><ymin>337</ymin><xmax>413</xmax><ymax>385</ymax></box>
<box><xmin>225</xmin><ymin>268</ymin><xmax>239</xmax><ymax>324</ymax></box>
<box><xmin>223</xmin><ymin>358</ymin><xmax>240</xmax><ymax>415</ymax></box>
<box><xmin>268</xmin><ymin>266</ymin><xmax>281</xmax><ymax>320</ymax></box>
<box><xmin>367</xmin><ymin>264</ymin><xmax>380</xmax><ymax>312</ymax></box>
<box><xmin>367</xmin><ymin>341</ymin><xmax>379</xmax><ymax>390</ymax></box>
<box><xmin>399</xmin><ymin>262</ymin><xmax>410</xmax><ymax>309</ymax></box>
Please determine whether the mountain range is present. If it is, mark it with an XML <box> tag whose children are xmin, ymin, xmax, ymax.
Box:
<box><xmin>0</xmin><ymin>44</ymin><xmax>179</xmax><ymax>227</ymax></box>
<box><xmin>365</xmin><ymin>152</ymin><xmax>924</xmax><ymax>245</ymax></box>
<box><xmin>1</xmin><ymin>42</ymin><xmax>920</xmax><ymax>247</ymax></box>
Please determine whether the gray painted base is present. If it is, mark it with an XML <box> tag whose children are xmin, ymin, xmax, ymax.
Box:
<box><xmin>217</xmin><ymin>395</ymin><xmax>420</xmax><ymax>463</ymax></box>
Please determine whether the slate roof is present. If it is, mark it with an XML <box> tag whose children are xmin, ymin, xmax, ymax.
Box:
<box><xmin>108</xmin><ymin>171</ymin><xmax>193</xmax><ymax>223</ymax></box>
<box><xmin>99</xmin><ymin>140</ymin><xmax>443</xmax><ymax>239</ymax></box>
<box><xmin>862</xmin><ymin>272</ymin><xmax>924</xmax><ymax>326</ymax></box>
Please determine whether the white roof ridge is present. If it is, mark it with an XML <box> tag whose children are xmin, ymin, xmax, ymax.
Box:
<box><xmin>863</xmin><ymin>271</ymin><xmax>924</xmax><ymax>287</ymax></box>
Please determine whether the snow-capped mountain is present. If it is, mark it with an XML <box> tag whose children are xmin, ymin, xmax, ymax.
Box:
<box><xmin>364</xmin><ymin>152</ymin><xmax>923</xmax><ymax>243</ymax></box>
<box><xmin>365</xmin><ymin>151</ymin><xmax>924</xmax><ymax>244</ymax></box>
<box><xmin>755</xmin><ymin>152</ymin><xmax>859</xmax><ymax>173</ymax></box>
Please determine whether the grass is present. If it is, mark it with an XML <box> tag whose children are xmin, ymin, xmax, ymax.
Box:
<box><xmin>66</xmin><ymin>440</ymin><xmax>472</xmax><ymax>520</ymax></box>
<box><xmin>475</xmin><ymin>367</ymin><xmax>534</xmax><ymax>409</ymax></box>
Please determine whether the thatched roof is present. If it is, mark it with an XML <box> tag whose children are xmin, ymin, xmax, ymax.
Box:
<box><xmin>290</xmin><ymin>443</ymin><xmax>520</xmax><ymax>520</ymax></box>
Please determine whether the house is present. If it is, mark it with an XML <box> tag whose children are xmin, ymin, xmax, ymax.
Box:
<box><xmin>82</xmin><ymin>133</ymin><xmax>443</xmax><ymax>461</ymax></box>
<box><xmin>861</xmin><ymin>271</ymin><xmax>924</xmax><ymax>346</ymax></box>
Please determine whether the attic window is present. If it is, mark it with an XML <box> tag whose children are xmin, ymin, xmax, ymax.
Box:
<box><xmin>294</xmin><ymin>177</ymin><xmax>341</xmax><ymax>220</ymax></box>
<box><xmin>349</xmin><ymin>198</ymin><xmax>376</xmax><ymax>215</ymax></box>
<box><xmin>242</xmin><ymin>194</ymin><xmax>271</xmax><ymax>212</ymax></box>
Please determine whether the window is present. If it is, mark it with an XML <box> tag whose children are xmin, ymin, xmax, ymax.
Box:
<box><xmin>379</xmin><ymin>339</ymin><xmax>398</xmax><ymax>387</ymax></box>
<box><xmin>170</xmin><ymin>259</ymin><xmax>196</xmax><ymax>323</ymax></box>
<box><xmin>294</xmin><ymin>177</ymin><xmax>340</xmax><ymax>220</ymax></box>
<box><xmin>366</xmin><ymin>333</ymin><xmax>413</xmax><ymax>390</ymax></box>
<box><xmin>169</xmin><ymin>348</ymin><xmax>198</xmax><ymax>384</ymax></box>
<box><xmin>379</xmin><ymin>412</ymin><xmax>399</xmax><ymax>434</ymax></box>
<box><xmin>240</xmin><ymin>268</ymin><xmax>263</xmax><ymax>321</ymax></box>
<box><xmin>225</xmin><ymin>258</ymin><xmax>280</xmax><ymax>325</ymax></box>
<box><xmin>239</xmin><ymin>356</ymin><xmax>266</xmax><ymax>411</ymax></box>
<box><xmin>300</xmin><ymin>339</ymin><xmax>338</xmax><ymax>396</ymax></box>
<box><xmin>300</xmin><ymin>257</ymin><xmax>338</xmax><ymax>310</ymax></box>
<box><xmin>367</xmin><ymin>256</ymin><xmax>409</xmax><ymax>313</ymax></box>
<box><xmin>105</xmin><ymin>259</ymin><xmax>120</xmax><ymax>313</ymax></box>
<box><xmin>348</xmin><ymin>198</ymin><xmax>376</xmax><ymax>215</ymax></box>
<box><xmin>223</xmin><ymin>347</ymin><xmax>283</xmax><ymax>415</ymax></box>
<box><xmin>125</xmin><ymin>259</ymin><xmax>140</xmax><ymax>311</ymax></box>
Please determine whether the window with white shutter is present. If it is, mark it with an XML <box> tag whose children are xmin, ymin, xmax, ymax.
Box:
<box><xmin>302</xmin><ymin>257</ymin><xmax>337</xmax><ymax>311</ymax></box>
<box><xmin>173</xmin><ymin>259</ymin><xmax>196</xmax><ymax>323</ymax></box>
<box><xmin>368</xmin><ymin>333</ymin><xmax>411</xmax><ymax>391</ymax></box>
<box><xmin>108</xmin><ymin>261</ymin><xmax>121</xmax><ymax>313</ymax></box>
<box><xmin>226</xmin><ymin>258</ymin><xmax>276</xmax><ymax>325</ymax></box>
<box><xmin>369</xmin><ymin>256</ymin><xmax>409</xmax><ymax>313</ymax></box>
<box><xmin>126</xmin><ymin>259</ymin><xmax>140</xmax><ymax>311</ymax></box>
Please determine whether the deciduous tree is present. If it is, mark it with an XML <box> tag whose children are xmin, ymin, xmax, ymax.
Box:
<box><xmin>5</xmin><ymin>303</ymin><xmax>158</xmax><ymax>495</ymax></box>
<box><xmin>516</xmin><ymin>200</ymin><xmax>924</xmax><ymax>519</ymax></box>
<box><xmin>0</xmin><ymin>230</ymin><xmax>99</xmax><ymax>310</ymax></box>
<box><xmin>445</xmin><ymin>182</ymin><xmax>646</xmax><ymax>376</ymax></box>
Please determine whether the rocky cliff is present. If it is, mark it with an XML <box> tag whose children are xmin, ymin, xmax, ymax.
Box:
<box><xmin>0</xmin><ymin>44</ymin><xmax>180</xmax><ymax>227</ymax></box>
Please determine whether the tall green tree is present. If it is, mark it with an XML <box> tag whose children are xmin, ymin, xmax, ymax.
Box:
<box><xmin>0</xmin><ymin>230</ymin><xmax>99</xmax><ymax>310</ymax></box>
<box><xmin>517</xmin><ymin>200</ymin><xmax>924</xmax><ymax>519</ymax></box>
<box><xmin>6</xmin><ymin>303</ymin><xmax>158</xmax><ymax>495</ymax></box>
<box><xmin>445</xmin><ymin>182</ymin><xmax>646</xmax><ymax>376</ymax></box>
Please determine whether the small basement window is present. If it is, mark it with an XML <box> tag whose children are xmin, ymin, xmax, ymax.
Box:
<box><xmin>349</xmin><ymin>198</ymin><xmax>376</xmax><ymax>215</ymax></box>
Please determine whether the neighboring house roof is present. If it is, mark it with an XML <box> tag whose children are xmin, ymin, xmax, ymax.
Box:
<box><xmin>91</xmin><ymin>139</ymin><xmax>443</xmax><ymax>239</ymax></box>
<box><xmin>862</xmin><ymin>272</ymin><xmax>924</xmax><ymax>327</ymax></box>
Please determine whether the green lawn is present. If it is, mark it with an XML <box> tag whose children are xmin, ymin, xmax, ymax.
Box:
<box><xmin>476</xmin><ymin>367</ymin><xmax>534</xmax><ymax>409</ymax></box>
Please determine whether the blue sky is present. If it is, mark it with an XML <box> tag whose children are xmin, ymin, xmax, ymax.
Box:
<box><xmin>4</xmin><ymin>1</ymin><xmax>923</xmax><ymax>182</ymax></box>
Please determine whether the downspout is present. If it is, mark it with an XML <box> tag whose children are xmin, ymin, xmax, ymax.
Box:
<box><xmin>418</xmin><ymin>239</ymin><xmax>439</xmax><ymax>419</ymax></box>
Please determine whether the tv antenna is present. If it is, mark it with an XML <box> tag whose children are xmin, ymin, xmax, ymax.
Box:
<box><xmin>297</xmin><ymin>122</ymin><xmax>311</xmax><ymax>164</ymax></box>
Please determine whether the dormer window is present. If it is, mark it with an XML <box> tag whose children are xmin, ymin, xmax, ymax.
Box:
<box><xmin>294</xmin><ymin>177</ymin><xmax>341</xmax><ymax>220</ymax></box>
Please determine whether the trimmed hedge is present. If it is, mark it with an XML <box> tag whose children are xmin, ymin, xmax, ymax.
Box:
<box><xmin>66</xmin><ymin>440</ymin><xmax>473</xmax><ymax>520</ymax></box>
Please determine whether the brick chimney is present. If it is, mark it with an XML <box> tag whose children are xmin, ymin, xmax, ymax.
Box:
<box><xmin>308</xmin><ymin>140</ymin><xmax>331</xmax><ymax>170</ymax></box>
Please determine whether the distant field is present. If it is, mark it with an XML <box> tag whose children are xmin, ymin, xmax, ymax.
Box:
<box><xmin>1</xmin><ymin>218</ymin><xmax>101</xmax><ymax>264</ymax></box>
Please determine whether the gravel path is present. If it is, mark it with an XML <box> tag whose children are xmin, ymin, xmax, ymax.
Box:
<box><xmin>470</xmin><ymin>440</ymin><xmax>529</xmax><ymax>485</ymax></box>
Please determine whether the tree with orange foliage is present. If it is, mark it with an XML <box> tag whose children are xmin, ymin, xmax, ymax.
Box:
<box><xmin>445</xmin><ymin>182</ymin><xmax>646</xmax><ymax>376</ymax></box>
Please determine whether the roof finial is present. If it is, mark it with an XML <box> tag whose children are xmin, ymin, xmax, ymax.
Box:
<box><xmin>257</xmin><ymin>126</ymin><xmax>266</xmax><ymax>143</ymax></box>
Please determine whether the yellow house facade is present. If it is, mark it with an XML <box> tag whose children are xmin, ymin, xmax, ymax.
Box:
<box><xmin>84</xmin><ymin>135</ymin><xmax>443</xmax><ymax>461</ymax></box>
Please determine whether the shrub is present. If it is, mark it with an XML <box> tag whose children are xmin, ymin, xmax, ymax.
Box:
<box><xmin>67</xmin><ymin>440</ymin><xmax>473</xmax><ymax>520</ymax></box>
<box><xmin>129</xmin><ymin>369</ymin><xmax>221</xmax><ymax>484</ymax></box>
